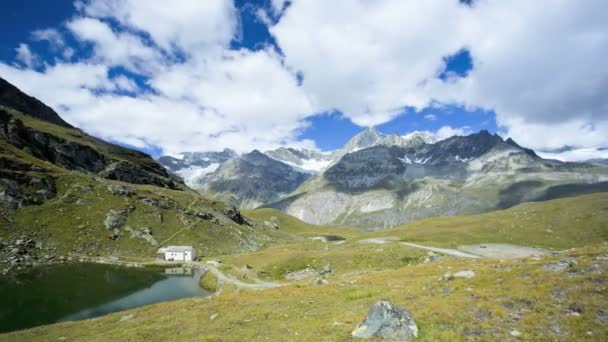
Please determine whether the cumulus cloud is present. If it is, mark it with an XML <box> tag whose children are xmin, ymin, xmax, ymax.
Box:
<box><xmin>66</xmin><ymin>17</ymin><xmax>164</xmax><ymax>74</ymax></box>
<box><xmin>271</xmin><ymin>0</ymin><xmax>608</xmax><ymax>149</ymax></box>
<box><xmin>31</xmin><ymin>28</ymin><xmax>65</xmax><ymax>48</ymax></box>
<box><xmin>434</xmin><ymin>126</ymin><xmax>472</xmax><ymax>141</ymax></box>
<box><xmin>14</xmin><ymin>44</ymin><xmax>38</xmax><ymax>68</ymax></box>
<box><xmin>1</xmin><ymin>0</ymin><xmax>606</xmax><ymax>155</ymax></box>
<box><xmin>270</xmin><ymin>0</ymin><xmax>473</xmax><ymax>126</ymax></box>
<box><xmin>538</xmin><ymin>148</ymin><xmax>608</xmax><ymax>163</ymax></box>
<box><xmin>1</xmin><ymin>0</ymin><xmax>315</xmax><ymax>155</ymax></box>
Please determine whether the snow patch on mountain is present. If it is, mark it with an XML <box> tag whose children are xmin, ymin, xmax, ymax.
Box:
<box><xmin>176</xmin><ymin>163</ymin><xmax>219</xmax><ymax>187</ymax></box>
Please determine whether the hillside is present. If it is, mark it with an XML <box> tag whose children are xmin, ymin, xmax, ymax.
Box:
<box><xmin>0</xmin><ymin>77</ymin><xmax>295</xmax><ymax>273</ymax></box>
<box><xmin>3</xmin><ymin>193</ymin><xmax>607</xmax><ymax>341</ymax></box>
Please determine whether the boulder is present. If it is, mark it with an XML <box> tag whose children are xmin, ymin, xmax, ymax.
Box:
<box><xmin>352</xmin><ymin>300</ymin><xmax>418</xmax><ymax>341</ymax></box>
<box><xmin>225</xmin><ymin>207</ymin><xmax>250</xmax><ymax>225</ymax></box>
<box><xmin>104</xmin><ymin>209</ymin><xmax>128</xmax><ymax>230</ymax></box>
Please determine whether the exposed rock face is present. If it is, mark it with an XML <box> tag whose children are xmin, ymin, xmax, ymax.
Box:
<box><xmin>99</xmin><ymin>161</ymin><xmax>180</xmax><ymax>189</ymax></box>
<box><xmin>1</xmin><ymin>109</ymin><xmax>106</xmax><ymax>173</ymax></box>
<box><xmin>273</xmin><ymin>130</ymin><xmax>608</xmax><ymax>230</ymax></box>
<box><xmin>0</xmin><ymin>76</ymin><xmax>72</xmax><ymax>127</ymax></box>
<box><xmin>352</xmin><ymin>300</ymin><xmax>418</xmax><ymax>341</ymax></box>
<box><xmin>0</xmin><ymin>108</ymin><xmax>182</xmax><ymax>190</ymax></box>
<box><xmin>0</xmin><ymin>165</ymin><xmax>56</xmax><ymax>209</ymax></box>
<box><xmin>225</xmin><ymin>207</ymin><xmax>250</xmax><ymax>225</ymax></box>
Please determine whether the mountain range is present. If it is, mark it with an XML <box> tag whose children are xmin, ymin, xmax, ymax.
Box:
<box><xmin>159</xmin><ymin>126</ymin><xmax>608</xmax><ymax>230</ymax></box>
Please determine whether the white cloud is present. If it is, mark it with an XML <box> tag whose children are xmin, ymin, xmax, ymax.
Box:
<box><xmin>271</xmin><ymin>0</ymin><xmax>608</xmax><ymax>149</ymax></box>
<box><xmin>538</xmin><ymin>148</ymin><xmax>608</xmax><ymax>163</ymax></box>
<box><xmin>31</xmin><ymin>28</ymin><xmax>65</xmax><ymax>48</ymax></box>
<box><xmin>424</xmin><ymin>114</ymin><xmax>437</xmax><ymax>121</ymax></box>
<box><xmin>112</xmin><ymin>75</ymin><xmax>138</xmax><ymax>92</ymax></box>
<box><xmin>270</xmin><ymin>0</ymin><xmax>473</xmax><ymax>126</ymax></box>
<box><xmin>2</xmin><ymin>0</ymin><xmax>607</xmax><ymax>155</ymax></box>
<box><xmin>76</xmin><ymin>0</ymin><xmax>237</xmax><ymax>55</ymax></box>
<box><xmin>0</xmin><ymin>0</ymin><xmax>315</xmax><ymax>156</ymax></box>
<box><xmin>14</xmin><ymin>44</ymin><xmax>38</xmax><ymax>68</ymax></box>
<box><xmin>66</xmin><ymin>17</ymin><xmax>164</xmax><ymax>74</ymax></box>
<box><xmin>434</xmin><ymin>125</ymin><xmax>472</xmax><ymax>141</ymax></box>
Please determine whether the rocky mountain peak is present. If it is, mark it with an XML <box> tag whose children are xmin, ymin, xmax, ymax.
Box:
<box><xmin>344</xmin><ymin>126</ymin><xmax>384</xmax><ymax>153</ymax></box>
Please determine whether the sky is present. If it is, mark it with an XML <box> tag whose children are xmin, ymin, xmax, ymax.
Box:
<box><xmin>0</xmin><ymin>0</ymin><xmax>606</xmax><ymax>160</ymax></box>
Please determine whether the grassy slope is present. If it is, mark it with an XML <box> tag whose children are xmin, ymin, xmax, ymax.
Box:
<box><xmin>4</xmin><ymin>245</ymin><xmax>607</xmax><ymax>341</ymax></box>
<box><xmin>380</xmin><ymin>192</ymin><xmax>608</xmax><ymax>250</ymax></box>
<box><xmin>1</xmin><ymin>136</ymin><xmax>295</xmax><ymax>260</ymax></box>
<box><xmin>2</xmin><ymin>193</ymin><xmax>607</xmax><ymax>341</ymax></box>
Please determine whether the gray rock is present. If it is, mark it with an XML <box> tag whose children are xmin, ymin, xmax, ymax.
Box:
<box><xmin>104</xmin><ymin>209</ymin><xmax>128</xmax><ymax>230</ymax></box>
<box><xmin>107</xmin><ymin>184</ymin><xmax>135</xmax><ymax>197</ymax></box>
<box><xmin>124</xmin><ymin>226</ymin><xmax>158</xmax><ymax>246</ymax></box>
<box><xmin>352</xmin><ymin>300</ymin><xmax>418</xmax><ymax>341</ymax></box>
<box><xmin>320</xmin><ymin>263</ymin><xmax>333</xmax><ymax>275</ymax></box>
<box><xmin>285</xmin><ymin>268</ymin><xmax>318</xmax><ymax>281</ymax></box>
<box><xmin>544</xmin><ymin>258</ymin><xmax>577</xmax><ymax>272</ymax></box>
<box><xmin>225</xmin><ymin>207</ymin><xmax>250</xmax><ymax>225</ymax></box>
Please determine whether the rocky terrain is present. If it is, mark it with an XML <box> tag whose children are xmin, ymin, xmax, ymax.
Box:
<box><xmin>0</xmin><ymin>77</ymin><xmax>295</xmax><ymax>273</ymax></box>
<box><xmin>160</xmin><ymin>125</ymin><xmax>608</xmax><ymax>230</ymax></box>
<box><xmin>272</xmin><ymin>129</ymin><xmax>608</xmax><ymax>229</ymax></box>
<box><xmin>198</xmin><ymin>150</ymin><xmax>311</xmax><ymax>209</ymax></box>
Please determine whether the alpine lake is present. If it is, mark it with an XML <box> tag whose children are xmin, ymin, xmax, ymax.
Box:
<box><xmin>0</xmin><ymin>263</ymin><xmax>209</xmax><ymax>333</ymax></box>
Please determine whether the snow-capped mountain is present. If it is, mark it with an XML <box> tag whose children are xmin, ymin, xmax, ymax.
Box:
<box><xmin>342</xmin><ymin>127</ymin><xmax>437</xmax><ymax>154</ymax></box>
<box><xmin>197</xmin><ymin>150</ymin><xmax>311</xmax><ymax>209</ymax></box>
<box><xmin>157</xmin><ymin>149</ymin><xmax>237</xmax><ymax>187</ymax></box>
<box><xmin>269</xmin><ymin>130</ymin><xmax>608</xmax><ymax>230</ymax></box>
<box><xmin>158</xmin><ymin>127</ymin><xmax>608</xmax><ymax>229</ymax></box>
<box><xmin>265</xmin><ymin>147</ymin><xmax>333</xmax><ymax>173</ymax></box>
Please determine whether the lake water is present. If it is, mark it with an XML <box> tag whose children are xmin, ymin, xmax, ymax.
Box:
<box><xmin>0</xmin><ymin>263</ymin><xmax>209</xmax><ymax>333</ymax></box>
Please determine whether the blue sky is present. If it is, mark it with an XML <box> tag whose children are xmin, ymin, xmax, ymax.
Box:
<box><xmin>0</xmin><ymin>1</ymin><xmax>605</xmax><ymax>157</ymax></box>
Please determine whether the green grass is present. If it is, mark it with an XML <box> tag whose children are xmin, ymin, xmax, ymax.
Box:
<box><xmin>244</xmin><ymin>208</ymin><xmax>363</xmax><ymax>238</ymax></box>
<box><xmin>4</xmin><ymin>244</ymin><xmax>607</xmax><ymax>341</ymax></box>
<box><xmin>199</xmin><ymin>271</ymin><xmax>218</xmax><ymax>293</ymax></box>
<box><xmin>1</xmin><ymin>170</ymin><xmax>297</xmax><ymax>259</ymax></box>
<box><xmin>374</xmin><ymin>192</ymin><xmax>608</xmax><ymax>250</ymax></box>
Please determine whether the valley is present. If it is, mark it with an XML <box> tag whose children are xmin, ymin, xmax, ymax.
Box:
<box><xmin>1</xmin><ymin>193</ymin><xmax>607</xmax><ymax>341</ymax></box>
<box><xmin>1</xmin><ymin>76</ymin><xmax>607</xmax><ymax>341</ymax></box>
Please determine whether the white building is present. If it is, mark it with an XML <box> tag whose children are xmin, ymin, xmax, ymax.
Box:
<box><xmin>157</xmin><ymin>246</ymin><xmax>196</xmax><ymax>261</ymax></box>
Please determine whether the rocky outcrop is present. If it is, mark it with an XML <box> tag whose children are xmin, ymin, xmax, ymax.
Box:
<box><xmin>0</xmin><ymin>108</ymin><xmax>182</xmax><ymax>190</ymax></box>
<box><xmin>124</xmin><ymin>226</ymin><xmax>158</xmax><ymax>246</ymax></box>
<box><xmin>0</xmin><ymin>168</ymin><xmax>56</xmax><ymax>210</ymax></box>
<box><xmin>352</xmin><ymin>300</ymin><xmax>418</xmax><ymax>341</ymax></box>
<box><xmin>99</xmin><ymin>161</ymin><xmax>181</xmax><ymax>190</ymax></box>
<box><xmin>225</xmin><ymin>207</ymin><xmax>250</xmax><ymax>225</ymax></box>
<box><xmin>0</xmin><ymin>233</ymin><xmax>55</xmax><ymax>274</ymax></box>
<box><xmin>104</xmin><ymin>208</ymin><xmax>132</xmax><ymax>231</ymax></box>
<box><xmin>0</xmin><ymin>109</ymin><xmax>106</xmax><ymax>173</ymax></box>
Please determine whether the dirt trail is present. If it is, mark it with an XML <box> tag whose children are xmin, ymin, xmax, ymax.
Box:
<box><xmin>401</xmin><ymin>242</ymin><xmax>481</xmax><ymax>258</ymax></box>
<box><xmin>197</xmin><ymin>262</ymin><xmax>282</xmax><ymax>290</ymax></box>
<box><xmin>401</xmin><ymin>241</ymin><xmax>553</xmax><ymax>259</ymax></box>
<box><xmin>458</xmin><ymin>243</ymin><xmax>551</xmax><ymax>259</ymax></box>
